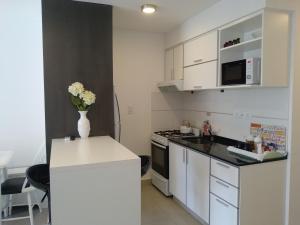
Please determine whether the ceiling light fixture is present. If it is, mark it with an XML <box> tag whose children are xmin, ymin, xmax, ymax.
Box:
<box><xmin>141</xmin><ymin>4</ymin><xmax>157</xmax><ymax>14</ymax></box>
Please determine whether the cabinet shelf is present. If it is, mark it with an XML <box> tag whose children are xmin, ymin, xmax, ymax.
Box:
<box><xmin>220</xmin><ymin>37</ymin><xmax>262</xmax><ymax>52</ymax></box>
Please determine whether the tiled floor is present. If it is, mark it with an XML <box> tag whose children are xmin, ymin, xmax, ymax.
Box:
<box><xmin>4</xmin><ymin>181</ymin><xmax>203</xmax><ymax>225</ymax></box>
<box><xmin>2</xmin><ymin>207</ymin><xmax>48</xmax><ymax>225</ymax></box>
<box><xmin>142</xmin><ymin>181</ymin><xmax>203</xmax><ymax>225</ymax></box>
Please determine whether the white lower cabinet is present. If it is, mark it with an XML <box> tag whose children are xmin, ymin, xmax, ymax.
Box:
<box><xmin>170</xmin><ymin>142</ymin><xmax>286</xmax><ymax>225</ymax></box>
<box><xmin>169</xmin><ymin>142</ymin><xmax>187</xmax><ymax>204</ymax></box>
<box><xmin>169</xmin><ymin>143</ymin><xmax>210</xmax><ymax>223</ymax></box>
<box><xmin>187</xmin><ymin>149</ymin><xmax>210</xmax><ymax>223</ymax></box>
<box><xmin>210</xmin><ymin>176</ymin><xmax>238</xmax><ymax>207</ymax></box>
<box><xmin>210</xmin><ymin>194</ymin><xmax>238</xmax><ymax>225</ymax></box>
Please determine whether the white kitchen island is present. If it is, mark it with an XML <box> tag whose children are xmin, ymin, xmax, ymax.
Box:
<box><xmin>50</xmin><ymin>136</ymin><xmax>141</xmax><ymax>225</ymax></box>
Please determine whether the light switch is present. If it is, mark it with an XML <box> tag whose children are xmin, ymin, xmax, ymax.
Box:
<box><xmin>128</xmin><ymin>106</ymin><xmax>134</xmax><ymax>115</ymax></box>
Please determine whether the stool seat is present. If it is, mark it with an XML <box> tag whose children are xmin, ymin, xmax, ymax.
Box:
<box><xmin>26</xmin><ymin>164</ymin><xmax>50</xmax><ymax>193</ymax></box>
<box><xmin>1</xmin><ymin>177</ymin><xmax>29</xmax><ymax>195</ymax></box>
<box><xmin>139</xmin><ymin>155</ymin><xmax>151</xmax><ymax>177</ymax></box>
<box><xmin>26</xmin><ymin>164</ymin><xmax>51</xmax><ymax>223</ymax></box>
<box><xmin>0</xmin><ymin>175</ymin><xmax>35</xmax><ymax>225</ymax></box>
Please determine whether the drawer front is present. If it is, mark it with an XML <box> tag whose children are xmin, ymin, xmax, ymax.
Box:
<box><xmin>210</xmin><ymin>176</ymin><xmax>239</xmax><ymax>207</ymax></box>
<box><xmin>211</xmin><ymin>159</ymin><xmax>239</xmax><ymax>187</ymax></box>
<box><xmin>184</xmin><ymin>31</ymin><xmax>218</xmax><ymax>67</ymax></box>
<box><xmin>210</xmin><ymin>194</ymin><xmax>238</xmax><ymax>225</ymax></box>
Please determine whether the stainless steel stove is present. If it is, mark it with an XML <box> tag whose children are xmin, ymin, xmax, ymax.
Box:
<box><xmin>152</xmin><ymin>130</ymin><xmax>195</xmax><ymax>146</ymax></box>
<box><xmin>151</xmin><ymin>130</ymin><xmax>195</xmax><ymax>196</ymax></box>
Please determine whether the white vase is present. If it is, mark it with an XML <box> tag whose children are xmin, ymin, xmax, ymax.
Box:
<box><xmin>78</xmin><ymin>111</ymin><xmax>90</xmax><ymax>138</ymax></box>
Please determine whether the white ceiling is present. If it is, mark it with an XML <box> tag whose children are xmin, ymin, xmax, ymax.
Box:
<box><xmin>78</xmin><ymin>0</ymin><xmax>221</xmax><ymax>33</ymax></box>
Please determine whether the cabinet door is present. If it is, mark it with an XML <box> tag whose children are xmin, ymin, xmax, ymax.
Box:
<box><xmin>173</xmin><ymin>45</ymin><xmax>184</xmax><ymax>80</ymax></box>
<box><xmin>165</xmin><ymin>49</ymin><xmax>174</xmax><ymax>81</ymax></box>
<box><xmin>210</xmin><ymin>194</ymin><xmax>238</xmax><ymax>225</ymax></box>
<box><xmin>187</xmin><ymin>149</ymin><xmax>210</xmax><ymax>223</ymax></box>
<box><xmin>261</xmin><ymin>10</ymin><xmax>289</xmax><ymax>87</ymax></box>
<box><xmin>184</xmin><ymin>61</ymin><xmax>217</xmax><ymax>90</ymax></box>
<box><xmin>184</xmin><ymin>31</ymin><xmax>218</xmax><ymax>67</ymax></box>
<box><xmin>169</xmin><ymin>142</ymin><xmax>186</xmax><ymax>204</ymax></box>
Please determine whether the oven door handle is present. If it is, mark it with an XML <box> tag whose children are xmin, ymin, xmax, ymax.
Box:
<box><xmin>151</xmin><ymin>141</ymin><xmax>167</xmax><ymax>149</ymax></box>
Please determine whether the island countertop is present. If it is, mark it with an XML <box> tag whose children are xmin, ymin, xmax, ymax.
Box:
<box><xmin>50</xmin><ymin>136</ymin><xmax>139</xmax><ymax>169</ymax></box>
<box><xmin>50</xmin><ymin>136</ymin><xmax>141</xmax><ymax>225</ymax></box>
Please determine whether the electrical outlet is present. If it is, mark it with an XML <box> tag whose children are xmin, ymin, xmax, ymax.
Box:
<box><xmin>245</xmin><ymin>112</ymin><xmax>253</xmax><ymax>120</ymax></box>
<box><xmin>233</xmin><ymin>111</ymin><xmax>248</xmax><ymax>119</ymax></box>
<box><xmin>128</xmin><ymin>106</ymin><xmax>134</xmax><ymax>115</ymax></box>
<box><xmin>234</xmin><ymin>111</ymin><xmax>242</xmax><ymax>119</ymax></box>
<box><xmin>233</xmin><ymin>111</ymin><xmax>239</xmax><ymax>118</ymax></box>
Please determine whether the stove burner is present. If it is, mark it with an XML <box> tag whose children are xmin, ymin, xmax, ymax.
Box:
<box><xmin>155</xmin><ymin>130</ymin><xmax>194</xmax><ymax>138</ymax></box>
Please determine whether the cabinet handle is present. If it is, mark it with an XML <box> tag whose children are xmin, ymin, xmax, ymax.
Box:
<box><xmin>171</xmin><ymin>69</ymin><xmax>174</xmax><ymax>80</ymax></box>
<box><xmin>186</xmin><ymin>150</ymin><xmax>189</xmax><ymax>164</ymax></box>
<box><xmin>194</xmin><ymin>59</ymin><xmax>203</xmax><ymax>63</ymax></box>
<box><xmin>216</xmin><ymin>162</ymin><xmax>230</xmax><ymax>169</ymax></box>
<box><xmin>216</xmin><ymin>180</ymin><xmax>230</xmax><ymax>188</ymax></box>
<box><xmin>183</xmin><ymin>149</ymin><xmax>185</xmax><ymax>163</ymax></box>
<box><xmin>193</xmin><ymin>85</ymin><xmax>202</xmax><ymax>89</ymax></box>
<box><xmin>216</xmin><ymin>198</ymin><xmax>229</xmax><ymax>208</ymax></box>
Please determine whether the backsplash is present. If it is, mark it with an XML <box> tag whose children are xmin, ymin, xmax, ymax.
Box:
<box><xmin>151</xmin><ymin>92</ymin><xmax>184</xmax><ymax>131</ymax></box>
<box><xmin>183</xmin><ymin>88</ymin><xmax>290</xmax><ymax>142</ymax></box>
<box><xmin>152</xmin><ymin>88</ymin><xmax>290</xmax><ymax>147</ymax></box>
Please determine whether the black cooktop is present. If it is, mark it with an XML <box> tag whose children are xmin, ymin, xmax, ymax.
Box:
<box><xmin>169</xmin><ymin>136</ymin><xmax>287</xmax><ymax>167</ymax></box>
<box><xmin>155</xmin><ymin>130</ymin><xmax>195</xmax><ymax>138</ymax></box>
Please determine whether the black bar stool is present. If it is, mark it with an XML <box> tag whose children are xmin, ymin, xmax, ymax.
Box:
<box><xmin>139</xmin><ymin>155</ymin><xmax>151</xmax><ymax>177</ymax></box>
<box><xmin>26</xmin><ymin>164</ymin><xmax>51</xmax><ymax>224</ymax></box>
<box><xmin>1</xmin><ymin>176</ymin><xmax>35</xmax><ymax>225</ymax></box>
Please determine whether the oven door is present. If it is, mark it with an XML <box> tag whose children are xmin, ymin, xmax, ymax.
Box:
<box><xmin>222</xmin><ymin>59</ymin><xmax>246</xmax><ymax>85</ymax></box>
<box><xmin>151</xmin><ymin>141</ymin><xmax>169</xmax><ymax>179</ymax></box>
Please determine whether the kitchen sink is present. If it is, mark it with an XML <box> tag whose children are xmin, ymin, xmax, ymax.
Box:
<box><xmin>182</xmin><ymin>136</ymin><xmax>251</xmax><ymax>151</ymax></box>
<box><xmin>182</xmin><ymin>137</ymin><xmax>212</xmax><ymax>145</ymax></box>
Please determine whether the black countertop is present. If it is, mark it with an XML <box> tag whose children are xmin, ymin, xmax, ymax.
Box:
<box><xmin>169</xmin><ymin>136</ymin><xmax>287</xmax><ymax>167</ymax></box>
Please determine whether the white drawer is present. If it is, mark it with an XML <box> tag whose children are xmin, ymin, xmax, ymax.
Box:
<box><xmin>210</xmin><ymin>194</ymin><xmax>238</xmax><ymax>225</ymax></box>
<box><xmin>210</xmin><ymin>176</ymin><xmax>239</xmax><ymax>207</ymax></box>
<box><xmin>211</xmin><ymin>159</ymin><xmax>239</xmax><ymax>187</ymax></box>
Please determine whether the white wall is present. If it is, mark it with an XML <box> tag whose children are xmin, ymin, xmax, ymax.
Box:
<box><xmin>0</xmin><ymin>0</ymin><xmax>46</xmax><ymax>168</ymax></box>
<box><xmin>151</xmin><ymin>92</ymin><xmax>184</xmax><ymax>132</ymax></box>
<box><xmin>164</xmin><ymin>0</ymin><xmax>296</xmax><ymax>225</ymax></box>
<box><xmin>165</xmin><ymin>0</ymin><xmax>266</xmax><ymax>47</ymax></box>
<box><xmin>182</xmin><ymin>88</ymin><xmax>289</xmax><ymax>141</ymax></box>
<box><xmin>264</xmin><ymin>2</ymin><xmax>300</xmax><ymax>225</ymax></box>
<box><xmin>164</xmin><ymin>0</ymin><xmax>290</xmax><ymax>142</ymax></box>
<box><xmin>113</xmin><ymin>28</ymin><xmax>165</xmax><ymax>159</ymax></box>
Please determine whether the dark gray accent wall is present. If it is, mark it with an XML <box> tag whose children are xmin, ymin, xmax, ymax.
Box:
<box><xmin>42</xmin><ymin>0</ymin><xmax>114</xmax><ymax>162</ymax></box>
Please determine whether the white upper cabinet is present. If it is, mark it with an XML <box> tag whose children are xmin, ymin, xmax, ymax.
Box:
<box><xmin>186</xmin><ymin>149</ymin><xmax>210</xmax><ymax>223</ymax></box>
<box><xmin>161</xmin><ymin>8</ymin><xmax>290</xmax><ymax>91</ymax></box>
<box><xmin>261</xmin><ymin>9</ymin><xmax>289</xmax><ymax>87</ymax></box>
<box><xmin>165</xmin><ymin>48</ymin><xmax>174</xmax><ymax>81</ymax></box>
<box><xmin>218</xmin><ymin>9</ymin><xmax>290</xmax><ymax>87</ymax></box>
<box><xmin>165</xmin><ymin>44</ymin><xmax>184</xmax><ymax>81</ymax></box>
<box><xmin>173</xmin><ymin>45</ymin><xmax>184</xmax><ymax>80</ymax></box>
<box><xmin>184</xmin><ymin>31</ymin><xmax>218</xmax><ymax>67</ymax></box>
<box><xmin>184</xmin><ymin>61</ymin><xmax>217</xmax><ymax>90</ymax></box>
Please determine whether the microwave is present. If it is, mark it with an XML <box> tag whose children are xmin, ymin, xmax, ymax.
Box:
<box><xmin>221</xmin><ymin>58</ymin><xmax>261</xmax><ymax>86</ymax></box>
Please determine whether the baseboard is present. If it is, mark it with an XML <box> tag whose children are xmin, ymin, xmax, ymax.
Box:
<box><xmin>141</xmin><ymin>179</ymin><xmax>151</xmax><ymax>185</ymax></box>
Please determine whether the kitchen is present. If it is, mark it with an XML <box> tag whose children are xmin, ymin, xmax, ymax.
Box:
<box><xmin>0</xmin><ymin>0</ymin><xmax>299</xmax><ymax>225</ymax></box>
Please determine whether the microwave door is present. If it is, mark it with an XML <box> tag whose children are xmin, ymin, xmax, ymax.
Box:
<box><xmin>222</xmin><ymin>59</ymin><xmax>246</xmax><ymax>85</ymax></box>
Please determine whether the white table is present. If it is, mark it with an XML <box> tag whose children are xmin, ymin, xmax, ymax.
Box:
<box><xmin>0</xmin><ymin>151</ymin><xmax>13</xmax><ymax>215</ymax></box>
<box><xmin>50</xmin><ymin>136</ymin><xmax>141</xmax><ymax>225</ymax></box>
<box><xmin>0</xmin><ymin>150</ymin><xmax>13</xmax><ymax>183</ymax></box>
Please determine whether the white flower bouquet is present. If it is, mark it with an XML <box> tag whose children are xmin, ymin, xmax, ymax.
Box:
<box><xmin>68</xmin><ymin>82</ymin><xmax>96</xmax><ymax>111</ymax></box>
